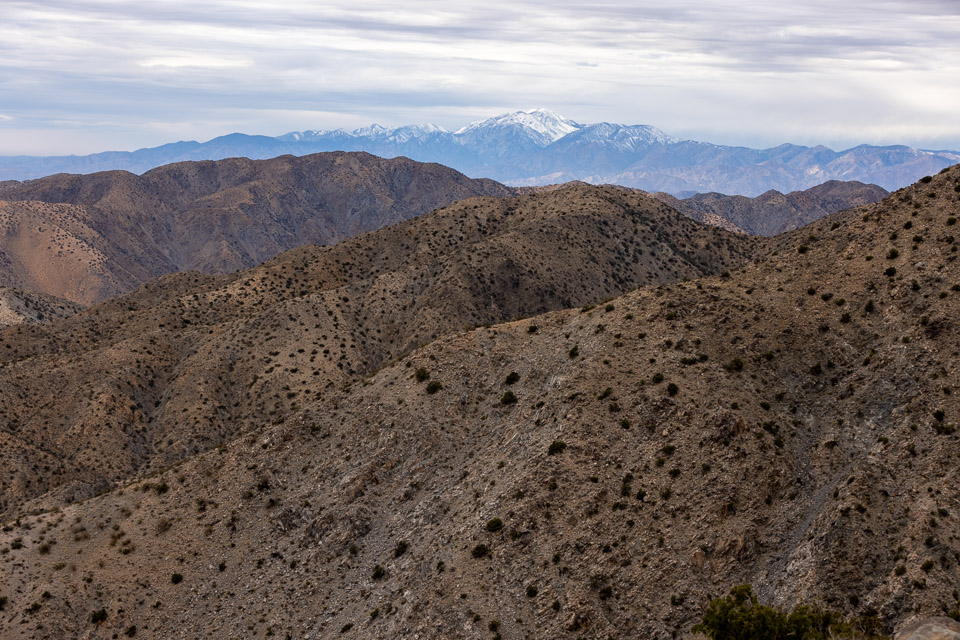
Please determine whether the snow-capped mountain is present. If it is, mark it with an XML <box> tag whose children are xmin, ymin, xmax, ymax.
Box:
<box><xmin>455</xmin><ymin>108</ymin><xmax>581</xmax><ymax>146</ymax></box>
<box><xmin>1</xmin><ymin>110</ymin><xmax>957</xmax><ymax>195</ymax></box>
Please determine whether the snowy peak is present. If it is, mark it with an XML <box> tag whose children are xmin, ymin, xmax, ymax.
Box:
<box><xmin>571</xmin><ymin>122</ymin><xmax>678</xmax><ymax>146</ymax></box>
<box><xmin>455</xmin><ymin>108</ymin><xmax>582</xmax><ymax>145</ymax></box>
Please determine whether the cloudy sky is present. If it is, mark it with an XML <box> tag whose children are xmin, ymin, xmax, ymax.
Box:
<box><xmin>2</xmin><ymin>0</ymin><xmax>959</xmax><ymax>155</ymax></box>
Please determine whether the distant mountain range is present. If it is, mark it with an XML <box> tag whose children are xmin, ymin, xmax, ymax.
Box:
<box><xmin>2</xmin><ymin>109</ymin><xmax>956</xmax><ymax>195</ymax></box>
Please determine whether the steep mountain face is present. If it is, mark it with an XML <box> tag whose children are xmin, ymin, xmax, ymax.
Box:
<box><xmin>0</xmin><ymin>152</ymin><xmax>514</xmax><ymax>304</ymax></box>
<box><xmin>1</xmin><ymin>109</ymin><xmax>956</xmax><ymax>195</ymax></box>
<box><xmin>655</xmin><ymin>180</ymin><xmax>890</xmax><ymax>236</ymax></box>
<box><xmin>0</xmin><ymin>184</ymin><xmax>757</xmax><ymax>519</ymax></box>
<box><xmin>0</xmin><ymin>168</ymin><xmax>958</xmax><ymax>639</ymax></box>
<box><xmin>0</xmin><ymin>285</ymin><xmax>79</xmax><ymax>328</ymax></box>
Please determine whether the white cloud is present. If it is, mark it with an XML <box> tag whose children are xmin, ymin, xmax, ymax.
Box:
<box><xmin>1</xmin><ymin>0</ymin><xmax>959</xmax><ymax>153</ymax></box>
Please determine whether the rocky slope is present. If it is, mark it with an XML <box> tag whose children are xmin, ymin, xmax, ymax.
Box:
<box><xmin>655</xmin><ymin>180</ymin><xmax>890</xmax><ymax>236</ymax></box>
<box><xmin>0</xmin><ymin>152</ymin><xmax>515</xmax><ymax>304</ymax></box>
<box><xmin>1</xmin><ymin>167</ymin><xmax>958</xmax><ymax>639</ymax></box>
<box><xmin>0</xmin><ymin>183</ymin><xmax>757</xmax><ymax>520</ymax></box>
<box><xmin>0</xmin><ymin>285</ymin><xmax>79</xmax><ymax>329</ymax></box>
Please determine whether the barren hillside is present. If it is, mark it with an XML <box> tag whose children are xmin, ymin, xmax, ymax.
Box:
<box><xmin>0</xmin><ymin>184</ymin><xmax>757</xmax><ymax>519</ymax></box>
<box><xmin>0</xmin><ymin>167</ymin><xmax>957</xmax><ymax>639</ymax></box>
<box><xmin>0</xmin><ymin>152</ymin><xmax>515</xmax><ymax>304</ymax></box>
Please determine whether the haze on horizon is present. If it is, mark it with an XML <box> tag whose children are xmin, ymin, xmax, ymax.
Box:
<box><xmin>1</xmin><ymin>0</ymin><xmax>959</xmax><ymax>156</ymax></box>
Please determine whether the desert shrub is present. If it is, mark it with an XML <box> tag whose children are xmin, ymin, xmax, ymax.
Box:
<box><xmin>393</xmin><ymin>541</ymin><xmax>408</xmax><ymax>557</ymax></box>
<box><xmin>500</xmin><ymin>391</ymin><xmax>518</xmax><ymax>405</ymax></box>
<box><xmin>548</xmin><ymin>440</ymin><xmax>567</xmax><ymax>455</ymax></box>
<box><xmin>667</xmin><ymin>383</ymin><xmax>679</xmax><ymax>396</ymax></box>
<box><xmin>171</xmin><ymin>573</ymin><xmax>183</xmax><ymax>584</ymax></box>
<box><xmin>371</xmin><ymin>564</ymin><xmax>385</xmax><ymax>580</ymax></box>
<box><xmin>725</xmin><ymin>358</ymin><xmax>744</xmax><ymax>373</ymax></box>
<box><xmin>471</xmin><ymin>544</ymin><xmax>490</xmax><ymax>558</ymax></box>
<box><xmin>505</xmin><ymin>371</ymin><xmax>520</xmax><ymax>385</ymax></box>
<box><xmin>691</xmin><ymin>584</ymin><xmax>886</xmax><ymax>640</ymax></box>
<box><xmin>91</xmin><ymin>609</ymin><xmax>107</xmax><ymax>624</ymax></box>
<box><xmin>425</xmin><ymin>380</ymin><xmax>443</xmax><ymax>394</ymax></box>
<box><xmin>415</xmin><ymin>367</ymin><xmax>430</xmax><ymax>382</ymax></box>
<box><xmin>486</xmin><ymin>518</ymin><xmax>504</xmax><ymax>532</ymax></box>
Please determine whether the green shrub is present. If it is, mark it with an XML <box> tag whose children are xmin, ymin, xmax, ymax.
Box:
<box><xmin>505</xmin><ymin>371</ymin><xmax>520</xmax><ymax>385</ymax></box>
<box><xmin>667</xmin><ymin>382</ymin><xmax>679</xmax><ymax>396</ymax></box>
<box><xmin>425</xmin><ymin>380</ymin><xmax>443</xmax><ymax>394</ymax></box>
<box><xmin>500</xmin><ymin>391</ymin><xmax>518</xmax><ymax>405</ymax></box>
<box><xmin>547</xmin><ymin>440</ymin><xmax>567</xmax><ymax>456</ymax></box>
<box><xmin>691</xmin><ymin>584</ymin><xmax>887</xmax><ymax>640</ymax></box>
<box><xmin>471</xmin><ymin>544</ymin><xmax>490</xmax><ymax>558</ymax></box>
<box><xmin>415</xmin><ymin>367</ymin><xmax>430</xmax><ymax>382</ymax></box>
<box><xmin>486</xmin><ymin>518</ymin><xmax>504</xmax><ymax>532</ymax></box>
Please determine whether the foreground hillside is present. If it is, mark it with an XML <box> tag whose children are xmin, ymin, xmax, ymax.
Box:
<box><xmin>0</xmin><ymin>168</ymin><xmax>957</xmax><ymax>639</ymax></box>
<box><xmin>0</xmin><ymin>152</ymin><xmax>514</xmax><ymax>304</ymax></box>
<box><xmin>0</xmin><ymin>184</ymin><xmax>757</xmax><ymax>518</ymax></box>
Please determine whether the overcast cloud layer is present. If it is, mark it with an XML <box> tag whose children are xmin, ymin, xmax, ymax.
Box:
<box><xmin>1</xmin><ymin>0</ymin><xmax>959</xmax><ymax>155</ymax></box>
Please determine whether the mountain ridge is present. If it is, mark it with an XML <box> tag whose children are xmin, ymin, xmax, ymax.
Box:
<box><xmin>0</xmin><ymin>152</ymin><xmax>515</xmax><ymax>305</ymax></box>
<box><xmin>1</xmin><ymin>109</ymin><xmax>956</xmax><ymax>195</ymax></box>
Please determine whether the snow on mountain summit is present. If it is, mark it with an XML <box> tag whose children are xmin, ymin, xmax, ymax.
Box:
<box><xmin>455</xmin><ymin>108</ymin><xmax>581</xmax><ymax>145</ymax></box>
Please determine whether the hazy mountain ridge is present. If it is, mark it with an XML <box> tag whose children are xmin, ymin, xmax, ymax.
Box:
<box><xmin>0</xmin><ymin>168</ymin><xmax>958</xmax><ymax>639</ymax></box>
<box><xmin>654</xmin><ymin>180</ymin><xmax>891</xmax><ymax>236</ymax></box>
<box><xmin>1</xmin><ymin>109</ymin><xmax>955</xmax><ymax>195</ymax></box>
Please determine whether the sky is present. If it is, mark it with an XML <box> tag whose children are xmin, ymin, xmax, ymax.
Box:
<box><xmin>1</xmin><ymin>0</ymin><xmax>960</xmax><ymax>155</ymax></box>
